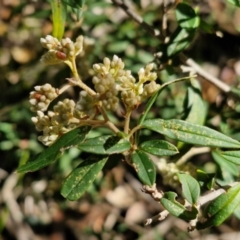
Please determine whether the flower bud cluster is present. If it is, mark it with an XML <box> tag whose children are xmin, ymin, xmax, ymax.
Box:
<box><xmin>91</xmin><ymin>56</ymin><xmax>160</xmax><ymax>111</ymax></box>
<box><xmin>74</xmin><ymin>91</ymin><xmax>98</xmax><ymax>118</ymax></box>
<box><xmin>157</xmin><ymin>159</ymin><xmax>196</xmax><ymax>188</ymax></box>
<box><xmin>29</xmin><ymin>83</ymin><xmax>58</xmax><ymax>112</ymax></box>
<box><xmin>40</xmin><ymin>35</ymin><xmax>84</xmax><ymax>65</ymax></box>
<box><xmin>141</xmin><ymin>81</ymin><xmax>161</xmax><ymax>100</ymax></box>
<box><xmin>31</xmin><ymin>99</ymin><xmax>79</xmax><ymax>146</ymax></box>
<box><xmin>157</xmin><ymin>159</ymin><xmax>180</xmax><ymax>188</ymax></box>
<box><xmin>91</xmin><ymin>55</ymin><xmax>125</xmax><ymax>111</ymax></box>
<box><xmin>138</xmin><ymin>63</ymin><xmax>157</xmax><ymax>83</ymax></box>
<box><xmin>32</xmin><ymin>36</ymin><xmax>161</xmax><ymax>146</ymax></box>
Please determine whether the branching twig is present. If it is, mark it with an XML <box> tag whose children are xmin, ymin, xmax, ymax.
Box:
<box><xmin>145</xmin><ymin>210</ymin><xmax>169</xmax><ymax>226</ymax></box>
<box><xmin>111</xmin><ymin>0</ymin><xmax>160</xmax><ymax>38</ymax></box>
<box><xmin>179</xmin><ymin>54</ymin><xmax>231</xmax><ymax>93</ymax></box>
<box><xmin>176</xmin><ymin>147</ymin><xmax>211</xmax><ymax>166</ymax></box>
<box><xmin>198</xmin><ymin>188</ymin><xmax>226</xmax><ymax>206</ymax></box>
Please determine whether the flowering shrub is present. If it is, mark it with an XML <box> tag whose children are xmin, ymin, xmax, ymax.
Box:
<box><xmin>18</xmin><ymin>0</ymin><xmax>240</xmax><ymax>232</ymax></box>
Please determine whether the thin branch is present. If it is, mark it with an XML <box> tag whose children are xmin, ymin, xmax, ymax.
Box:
<box><xmin>111</xmin><ymin>0</ymin><xmax>160</xmax><ymax>38</ymax></box>
<box><xmin>176</xmin><ymin>147</ymin><xmax>211</xmax><ymax>167</ymax></box>
<box><xmin>145</xmin><ymin>210</ymin><xmax>169</xmax><ymax>226</ymax></box>
<box><xmin>180</xmin><ymin>54</ymin><xmax>231</xmax><ymax>93</ymax></box>
<box><xmin>124</xmin><ymin>110</ymin><xmax>132</xmax><ymax>134</ymax></box>
<box><xmin>198</xmin><ymin>188</ymin><xmax>226</xmax><ymax>206</ymax></box>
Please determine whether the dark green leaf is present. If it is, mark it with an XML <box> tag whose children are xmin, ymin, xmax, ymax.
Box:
<box><xmin>177</xmin><ymin>173</ymin><xmax>200</xmax><ymax>204</ymax></box>
<box><xmin>160</xmin><ymin>192</ymin><xmax>198</xmax><ymax>220</ymax></box>
<box><xmin>197</xmin><ymin>183</ymin><xmax>240</xmax><ymax>229</ymax></box>
<box><xmin>215</xmin><ymin>150</ymin><xmax>240</xmax><ymax>165</ymax></box>
<box><xmin>62</xmin><ymin>0</ymin><xmax>85</xmax><ymax>21</ymax></box>
<box><xmin>61</xmin><ymin>155</ymin><xmax>108</xmax><ymax>201</ymax></box>
<box><xmin>199</xmin><ymin>19</ymin><xmax>214</xmax><ymax>33</ymax></box>
<box><xmin>167</xmin><ymin>27</ymin><xmax>196</xmax><ymax>57</ymax></box>
<box><xmin>231</xmin><ymin>87</ymin><xmax>240</xmax><ymax>97</ymax></box>
<box><xmin>197</xmin><ymin>170</ymin><xmax>215</xmax><ymax>190</ymax></box>
<box><xmin>78</xmin><ymin>135</ymin><xmax>131</xmax><ymax>154</ymax></box>
<box><xmin>50</xmin><ymin>0</ymin><xmax>66</xmax><ymax>39</ymax></box>
<box><xmin>175</xmin><ymin>3</ymin><xmax>200</xmax><ymax>29</ymax></box>
<box><xmin>107</xmin><ymin>41</ymin><xmax>130</xmax><ymax>53</ymax></box>
<box><xmin>18</xmin><ymin>126</ymin><xmax>91</xmax><ymax>173</ymax></box>
<box><xmin>142</xmin><ymin>119</ymin><xmax>240</xmax><ymax>148</ymax></box>
<box><xmin>233</xmin><ymin>203</ymin><xmax>240</xmax><ymax>220</ymax></box>
<box><xmin>212</xmin><ymin>151</ymin><xmax>239</xmax><ymax>177</ymax></box>
<box><xmin>131</xmin><ymin>150</ymin><xmax>156</xmax><ymax>186</ymax></box>
<box><xmin>139</xmin><ymin>140</ymin><xmax>178</xmax><ymax>156</ymax></box>
<box><xmin>184</xmin><ymin>80</ymin><xmax>207</xmax><ymax>125</ymax></box>
<box><xmin>62</xmin><ymin>0</ymin><xmax>85</xmax><ymax>8</ymax></box>
<box><xmin>227</xmin><ymin>0</ymin><xmax>240</xmax><ymax>7</ymax></box>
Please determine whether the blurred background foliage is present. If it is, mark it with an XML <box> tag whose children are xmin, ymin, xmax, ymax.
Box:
<box><xmin>1</xmin><ymin>0</ymin><xmax>240</xmax><ymax>239</ymax></box>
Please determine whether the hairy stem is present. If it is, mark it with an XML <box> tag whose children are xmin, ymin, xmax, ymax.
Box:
<box><xmin>70</xmin><ymin>58</ymin><xmax>96</xmax><ymax>96</ymax></box>
<box><xmin>124</xmin><ymin>110</ymin><xmax>132</xmax><ymax>134</ymax></box>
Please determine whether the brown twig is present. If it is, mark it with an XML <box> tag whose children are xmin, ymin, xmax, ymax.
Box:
<box><xmin>179</xmin><ymin>54</ymin><xmax>231</xmax><ymax>93</ymax></box>
<box><xmin>111</xmin><ymin>0</ymin><xmax>160</xmax><ymax>38</ymax></box>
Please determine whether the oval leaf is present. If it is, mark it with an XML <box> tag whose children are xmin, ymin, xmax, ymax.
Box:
<box><xmin>78</xmin><ymin>135</ymin><xmax>131</xmax><ymax>154</ymax></box>
<box><xmin>197</xmin><ymin>170</ymin><xmax>215</xmax><ymax>190</ymax></box>
<box><xmin>18</xmin><ymin>126</ymin><xmax>91</xmax><ymax>173</ymax></box>
<box><xmin>139</xmin><ymin>140</ymin><xmax>178</xmax><ymax>156</ymax></box>
<box><xmin>167</xmin><ymin>27</ymin><xmax>196</xmax><ymax>57</ymax></box>
<box><xmin>160</xmin><ymin>192</ymin><xmax>198</xmax><ymax>221</ymax></box>
<box><xmin>131</xmin><ymin>150</ymin><xmax>156</xmax><ymax>186</ymax></box>
<box><xmin>177</xmin><ymin>173</ymin><xmax>200</xmax><ymax>205</ymax></box>
<box><xmin>176</xmin><ymin>3</ymin><xmax>200</xmax><ymax>29</ymax></box>
<box><xmin>142</xmin><ymin>119</ymin><xmax>240</xmax><ymax>149</ymax></box>
<box><xmin>61</xmin><ymin>155</ymin><xmax>108</xmax><ymax>201</ymax></box>
<box><xmin>197</xmin><ymin>183</ymin><xmax>240</xmax><ymax>229</ymax></box>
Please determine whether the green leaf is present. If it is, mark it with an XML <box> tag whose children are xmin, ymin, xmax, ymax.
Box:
<box><xmin>227</xmin><ymin>0</ymin><xmax>240</xmax><ymax>7</ymax></box>
<box><xmin>107</xmin><ymin>41</ymin><xmax>130</xmax><ymax>53</ymax></box>
<box><xmin>184</xmin><ymin>80</ymin><xmax>207</xmax><ymax>125</ymax></box>
<box><xmin>215</xmin><ymin>150</ymin><xmax>240</xmax><ymax>165</ymax></box>
<box><xmin>199</xmin><ymin>19</ymin><xmax>214</xmax><ymax>34</ymax></box>
<box><xmin>197</xmin><ymin>170</ymin><xmax>215</xmax><ymax>190</ymax></box>
<box><xmin>62</xmin><ymin>0</ymin><xmax>86</xmax><ymax>21</ymax></box>
<box><xmin>78</xmin><ymin>135</ymin><xmax>131</xmax><ymax>154</ymax></box>
<box><xmin>50</xmin><ymin>0</ymin><xmax>66</xmax><ymax>39</ymax></box>
<box><xmin>131</xmin><ymin>150</ymin><xmax>156</xmax><ymax>186</ymax></box>
<box><xmin>63</xmin><ymin>0</ymin><xmax>85</xmax><ymax>8</ymax></box>
<box><xmin>142</xmin><ymin>119</ymin><xmax>240</xmax><ymax>148</ymax></box>
<box><xmin>175</xmin><ymin>3</ymin><xmax>200</xmax><ymax>29</ymax></box>
<box><xmin>61</xmin><ymin>155</ymin><xmax>108</xmax><ymax>201</ymax></box>
<box><xmin>166</xmin><ymin>27</ymin><xmax>196</xmax><ymax>57</ymax></box>
<box><xmin>233</xmin><ymin>203</ymin><xmax>240</xmax><ymax>220</ymax></box>
<box><xmin>177</xmin><ymin>173</ymin><xmax>200</xmax><ymax>204</ymax></box>
<box><xmin>212</xmin><ymin>151</ymin><xmax>239</xmax><ymax>177</ymax></box>
<box><xmin>18</xmin><ymin>126</ymin><xmax>91</xmax><ymax>173</ymax></box>
<box><xmin>160</xmin><ymin>192</ymin><xmax>198</xmax><ymax>221</ymax></box>
<box><xmin>139</xmin><ymin>140</ymin><xmax>178</xmax><ymax>157</ymax></box>
<box><xmin>231</xmin><ymin>87</ymin><xmax>240</xmax><ymax>97</ymax></box>
<box><xmin>197</xmin><ymin>183</ymin><xmax>240</xmax><ymax>229</ymax></box>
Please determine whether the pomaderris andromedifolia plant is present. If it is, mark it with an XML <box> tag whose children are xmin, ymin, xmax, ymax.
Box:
<box><xmin>19</xmin><ymin>17</ymin><xmax>240</xmax><ymax>233</ymax></box>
